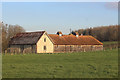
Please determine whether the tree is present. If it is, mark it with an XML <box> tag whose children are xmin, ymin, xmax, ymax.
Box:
<box><xmin>0</xmin><ymin>22</ymin><xmax>25</xmax><ymax>52</ymax></box>
<box><xmin>75</xmin><ymin>25</ymin><xmax>119</xmax><ymax>42</ymax></box>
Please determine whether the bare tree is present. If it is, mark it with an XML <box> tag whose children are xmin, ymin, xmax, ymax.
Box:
<box><xmin>75</xmin><ymin>25</ymin><xmax>119</xmax><ymax>42</ymax></box>
<box><xmin>1</xmin><ymin>22</ymin><xmax>25</xmax><ymax>52</ymax></box>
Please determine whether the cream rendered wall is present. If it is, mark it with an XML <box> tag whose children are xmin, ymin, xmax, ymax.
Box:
<box><xmin>37</xmin><ymin>33</ymin><xmax>54</xmax><ymax>53</ymax></box>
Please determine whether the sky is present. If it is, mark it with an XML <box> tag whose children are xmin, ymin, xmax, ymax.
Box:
<box><xmin>2</xmin><ymin>2</ymin><xmax>118</xmax><ymax>34</ymax></box>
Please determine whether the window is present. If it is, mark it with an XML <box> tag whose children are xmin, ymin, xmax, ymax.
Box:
<box><xmin>44</xmin><ymin>46</ymin><xmax>46</xmax><ymax>50</ymax></box>
<box><xmin>44</xmin><ymin>38</ymin><xmax>46</xmax><ymax>42</ymax></box>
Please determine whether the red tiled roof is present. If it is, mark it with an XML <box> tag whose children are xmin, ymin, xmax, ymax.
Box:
<box><xmin>48</xmin><ymin>34</ymin><xmax>103</xmax><ymax>45</ymax></box>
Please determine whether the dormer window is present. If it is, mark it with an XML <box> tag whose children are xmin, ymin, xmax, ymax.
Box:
<box><xmin>71</xmin><ymin>31</ymin><xmax>79</xmax><ymax>37</ymax></box>
<box><xmin>76</xmin><ymin>35</ymin><xmax>79</xmax><ymax>37</ymax></box>
<box><xmin>44</xmin><ymin>38</ymin><xmax>46</xmax><ymax>42</ymax></box>
<box><xmin>57</xmin><ymin>31</ymin><xmax>62</xmax><ymax>36</ymax></box>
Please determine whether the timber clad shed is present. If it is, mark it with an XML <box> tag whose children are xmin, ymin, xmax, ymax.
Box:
<box><xmin>8</xmin><ymin>31</ymin><xmax>103</xmax><ymax>53</ymax></box>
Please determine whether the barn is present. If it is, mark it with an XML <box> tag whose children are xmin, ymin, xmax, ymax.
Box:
<box><xmin>7</xmin><ymin>31</ymin><xmax>103</xmax><ymax>53</ymax></box>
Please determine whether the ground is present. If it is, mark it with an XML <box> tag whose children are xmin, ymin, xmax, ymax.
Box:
<box><xmin>2</xmin><ymin>49</ymin><xmax>118</xmax><ymax>78</ymax></box>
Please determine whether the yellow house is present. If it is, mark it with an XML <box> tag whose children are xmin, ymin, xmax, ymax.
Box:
<box><xmin>36</xmin><ymin>31</ymin><xmax>54</xmax><ymax>53</ymax></box>
<box><xmin>8</xmin><ymin>31</ymin><xmax>103</xmax><ymax>53</ymax></box>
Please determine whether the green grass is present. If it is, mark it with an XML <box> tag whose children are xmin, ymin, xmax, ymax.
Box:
<box><xmin>102</xmin><ymin>41</ymin><xmax>118</xmax><ymax>45</ymax></box>
<box><xmin>2</xmin><ymin>49</ymin><xmax>118</xmax><ymax>78</ymax></box>
<box><xmin>102</xmin><ymin>41</ymin><xmax>118</xmax><ymax>50</ymax></box>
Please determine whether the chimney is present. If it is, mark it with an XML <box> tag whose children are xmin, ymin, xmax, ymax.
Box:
<box><xmin>71</xmin><ymin>31</ymin><xmax>79</xmax><ymax>37</ymax></box>
<box><xmin>57</xmin><ymin>31</ymin><xmax>62</xmax><ymax>36</ymax></box>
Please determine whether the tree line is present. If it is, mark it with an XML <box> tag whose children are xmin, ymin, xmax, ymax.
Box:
<box><xmin>74</xmin><ymin>25</ymin><xmax>119</xmax><ymax>42</ymax></box>
<box><xmin>0</xmin><ymin>22</ymin><xmax>25</xmax><ymax>52</ymax></box>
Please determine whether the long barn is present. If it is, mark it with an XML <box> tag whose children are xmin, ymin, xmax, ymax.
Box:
<box><xmin>8</xmin><ymin>31</ymin><xmax>103</xmax><ymax>53</ymax></box>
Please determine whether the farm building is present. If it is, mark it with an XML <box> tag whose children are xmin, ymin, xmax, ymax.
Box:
<box><xmin>7</xmin><ymin>31</ymin><xmax>103</xmax><ymax>53</ymax></box>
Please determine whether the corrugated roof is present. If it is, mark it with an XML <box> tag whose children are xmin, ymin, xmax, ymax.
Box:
<box><xmin>48</xmin><ymin>34</ymin><xmax>103</xmax><ymax>45</ymax></box>
<box><xmin>9</xmin><ymin>31</ymin><xmax>45</xmax><ymax>45</ymax></box>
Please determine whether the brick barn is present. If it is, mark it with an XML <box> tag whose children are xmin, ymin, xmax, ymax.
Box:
<box><xmin>8</xmin><ymin>31</ymin><xmax>103</xmax><ymax>53</ymax></box>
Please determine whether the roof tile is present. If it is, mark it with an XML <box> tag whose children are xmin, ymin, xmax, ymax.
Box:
<box><xmin>48</xmin><ymin>34</ymin><xmax>103</xmax><ymax>45</ymax></box>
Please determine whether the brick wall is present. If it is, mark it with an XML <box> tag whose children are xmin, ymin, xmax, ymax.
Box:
<box><xmin>54</xmin><ymin>45</ymin><xmax>103</xmax><ymax>53</ymax></box>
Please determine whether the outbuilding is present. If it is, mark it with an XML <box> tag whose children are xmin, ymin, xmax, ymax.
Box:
<box><xmin>8</xmin><ymin>31</ymin><xmax>103</xmax><ymax>53</ymax></box>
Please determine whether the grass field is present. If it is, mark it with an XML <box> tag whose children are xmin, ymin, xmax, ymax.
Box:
<box><xmin>2</xmin><ymin>49</ymin><xmax>118</xmax><ymax>78</ymax></box>
<box><xmin>102</xmin><ymin>41</ymin><xmax>118</xmax><ymax>45</ymax></box>
<box><xmin>102</xmin><ymin>41</ymin><xmax>118</xmax><ymax>50</ymax></box>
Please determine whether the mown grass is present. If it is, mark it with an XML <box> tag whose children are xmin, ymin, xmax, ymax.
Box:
<box><xmin>2</xmin><ymin>49</ymin><xmax>118</xmax><ymax>78</ymax></box>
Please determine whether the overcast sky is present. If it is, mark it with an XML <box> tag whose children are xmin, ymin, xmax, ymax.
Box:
<box><xmin>2</xmin><ymin>2</ymin><xmax>118</xmax><ymax>34</ymax></box>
